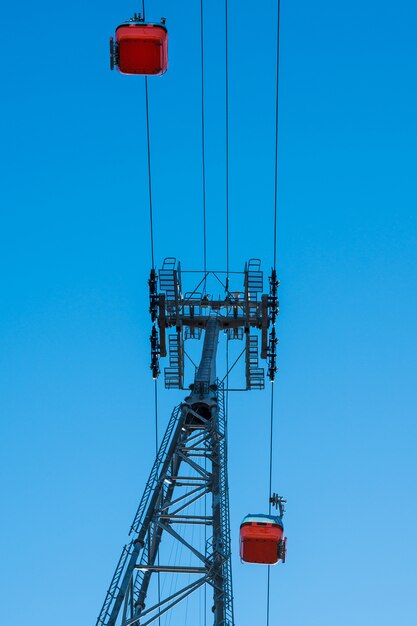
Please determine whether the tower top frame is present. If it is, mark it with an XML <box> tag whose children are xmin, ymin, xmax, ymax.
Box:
<box><xmin>149</xmin><ymin>258</ymin><xmax>279</xmax><ymax>390</ymax></box>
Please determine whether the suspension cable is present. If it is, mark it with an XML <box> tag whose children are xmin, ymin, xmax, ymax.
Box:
<box><xmin>268</xmin><ymin>384</ymin><xmax>275</xmax><ymax>515</ymax></box>
<box><xmin>269</xmin><ymin>0</ymin><xmax>281</xmax><ymax>507</ymax></box>
<box><xmin>273</xmin><ymin>0</ymin><xmax>281</xmax><ymax>270</ymax></box>
<box><xmin>200</xmin><ymin>0</ymin><xmax>207</xmax><ymax>280</ymax></box>
<box><xmin>225</xmin><ymin>0</ymin><xmax>230</xmax><ymax>284</ymax></box>
<box><xmin>268</xmin><ymin>0</ymin><xmax>281</xmax><ymax>522</ymax></box>
<box><xmin>154</xmin><ymin>379</ymin><xmax>159</xmax><ymax>462</ymax></box>
<box><xmin>142</xmin><ymin>2</ymin><xmax>159</xmax><ymax>618</ymax></box>
<box><xmin>141</xmin><ymin>1</ymin><xmax>155</xmax><ymax>268</ymax></box>
<box><xmin>267</xmin><ymin>2</ymin><xmax>281</xmax><ymax>625</ymax></box>
<box><xmin>224</xmin><ymin>0</ymin><xmax>231</xmax><ymax>585</ymax></box>
<box><xmin>145</xmin><ymin>76</ymin><xmax>155</xmax><ymax>269</ymax></box>
<box><xmin>266</xmin><ymin>385</ymin><xmax>275</xmax><ymax>626</ymax></box>
<box><xmin>154</xmin><ymin>379</ymin><xmax>161</xmax><ymax>626</ymax></box>
<box><xmin>266</xmin><ymin>350</ymin><xmax>275</xmax><ymax>624</ymax></box>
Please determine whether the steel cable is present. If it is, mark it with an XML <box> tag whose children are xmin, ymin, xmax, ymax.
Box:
<box><xmin>200</xmin><ymin>0</ymin><xmax>207</xmax><ymax>281</ymax></box>
<box><xmin>145</xmin><ymin>76</ymin><xmax>155</xmax><ymax>269</ymax></box>
<box><xmin>154</xmin><ymin>379</ymin><xmax>161</xmax><ymax>626</ymax></box>
<box><xmin>266</xmin><ymin>383</ymin><xmax>275</xmax><ymax>626</ymax></box>
<box><xmin>225</xmin><ymin>0</ymin><xmax>230</xmax><ymax>283</ymax></box>
<box><xmin>267</xmin><ymin>2</ymin><xmax>281</xmax><ymax>625</ymax></box>
<box><xmin>273</xmin><ymin>0</ymin><xmax>281</xmax><ymax>270</ymax></box>
<box><xmin>143</xmin><ymin>0</ymin><xmax>159</xmax><ymax>608</ymax></box>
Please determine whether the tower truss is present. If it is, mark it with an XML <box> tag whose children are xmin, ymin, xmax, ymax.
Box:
<box><xmin>96</xmin><ymin>260</ymin><xmax>279</xmax><ymax>626</ymax></box>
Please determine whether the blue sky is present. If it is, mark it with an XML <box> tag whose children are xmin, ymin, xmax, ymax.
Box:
<box><xmin>1</xmin><ymin>0</ymin><xmax>417</xmax><ymax>624</ymax></box>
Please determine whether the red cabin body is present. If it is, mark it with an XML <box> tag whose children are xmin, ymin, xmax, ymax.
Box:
<box><xmin>240</xmin><ymin>515</ymin><xmax>284</xmax><ymax>565</ymax></box>
<box><xmin>115</xmin><ymin>24</ymin><xmax>168</xmax><ymax>75</ymax></box>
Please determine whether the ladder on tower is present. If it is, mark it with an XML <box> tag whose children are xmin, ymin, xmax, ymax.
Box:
<box><xmin>246</xmin><ymin>334</ymin><xmax>265</xmax><ymax>390</ymax></box>
<box><xmin>245</xmin><ymin>258</ymin><xmax>263</xmax><ymax>301</ymax></box>
<box><xmin>164</xmin><ymin>333</ymin><xmax>183</xmax><ymax>389</ymax></box>
<box><xmin>159</xmin><ymin>257</ymin><xmax>181</xmax><ymax>312</ymax></box>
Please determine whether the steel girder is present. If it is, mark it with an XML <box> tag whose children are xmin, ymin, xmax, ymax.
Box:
<box><xmin>96</xmin><ymin>320</ymin><xmax>234</xmax><ymax>626</ymax></box>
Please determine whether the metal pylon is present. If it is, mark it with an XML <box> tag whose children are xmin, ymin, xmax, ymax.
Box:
<box><xmin>96</xmin><ymin>258</ymin><xmax>279</xmax><ymax>625</ymax></box>
<box><xmin>96</xmin><ymin>319</ymin><xmax>234</xmax><ymax>626</ymax></box>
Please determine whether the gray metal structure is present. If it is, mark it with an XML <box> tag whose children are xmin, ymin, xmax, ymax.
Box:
<box><xmin>151</xmin><ymin>258</ymin><xmax>279</xmax><ymax>390</ymax></box>
<box><xmin>96</xmin><ymin>259</ymin><xmax>279</xmax><ymax>626</ymax></box>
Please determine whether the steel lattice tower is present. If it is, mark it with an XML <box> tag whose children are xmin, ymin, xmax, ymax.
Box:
<box><xmin>95</xmin><ymin>258</ymin><xmax>278</xmax><ymax>626</ymax></box>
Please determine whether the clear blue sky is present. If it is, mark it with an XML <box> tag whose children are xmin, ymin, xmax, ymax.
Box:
<box><xmin>1</xmin><ymin>0</ymin><xmax>417</xmax><ymax>624</ymax></box>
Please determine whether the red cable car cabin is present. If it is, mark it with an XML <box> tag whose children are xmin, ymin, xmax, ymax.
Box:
<box><xmin>110</xmin><ymin>23</ymin><xmax>168</xmax><ymax>75</ymax></box>
<box><xmin>240</xmin><ymin>514</ymin><xmax>286</xmax><ymax>565</ymax></box>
